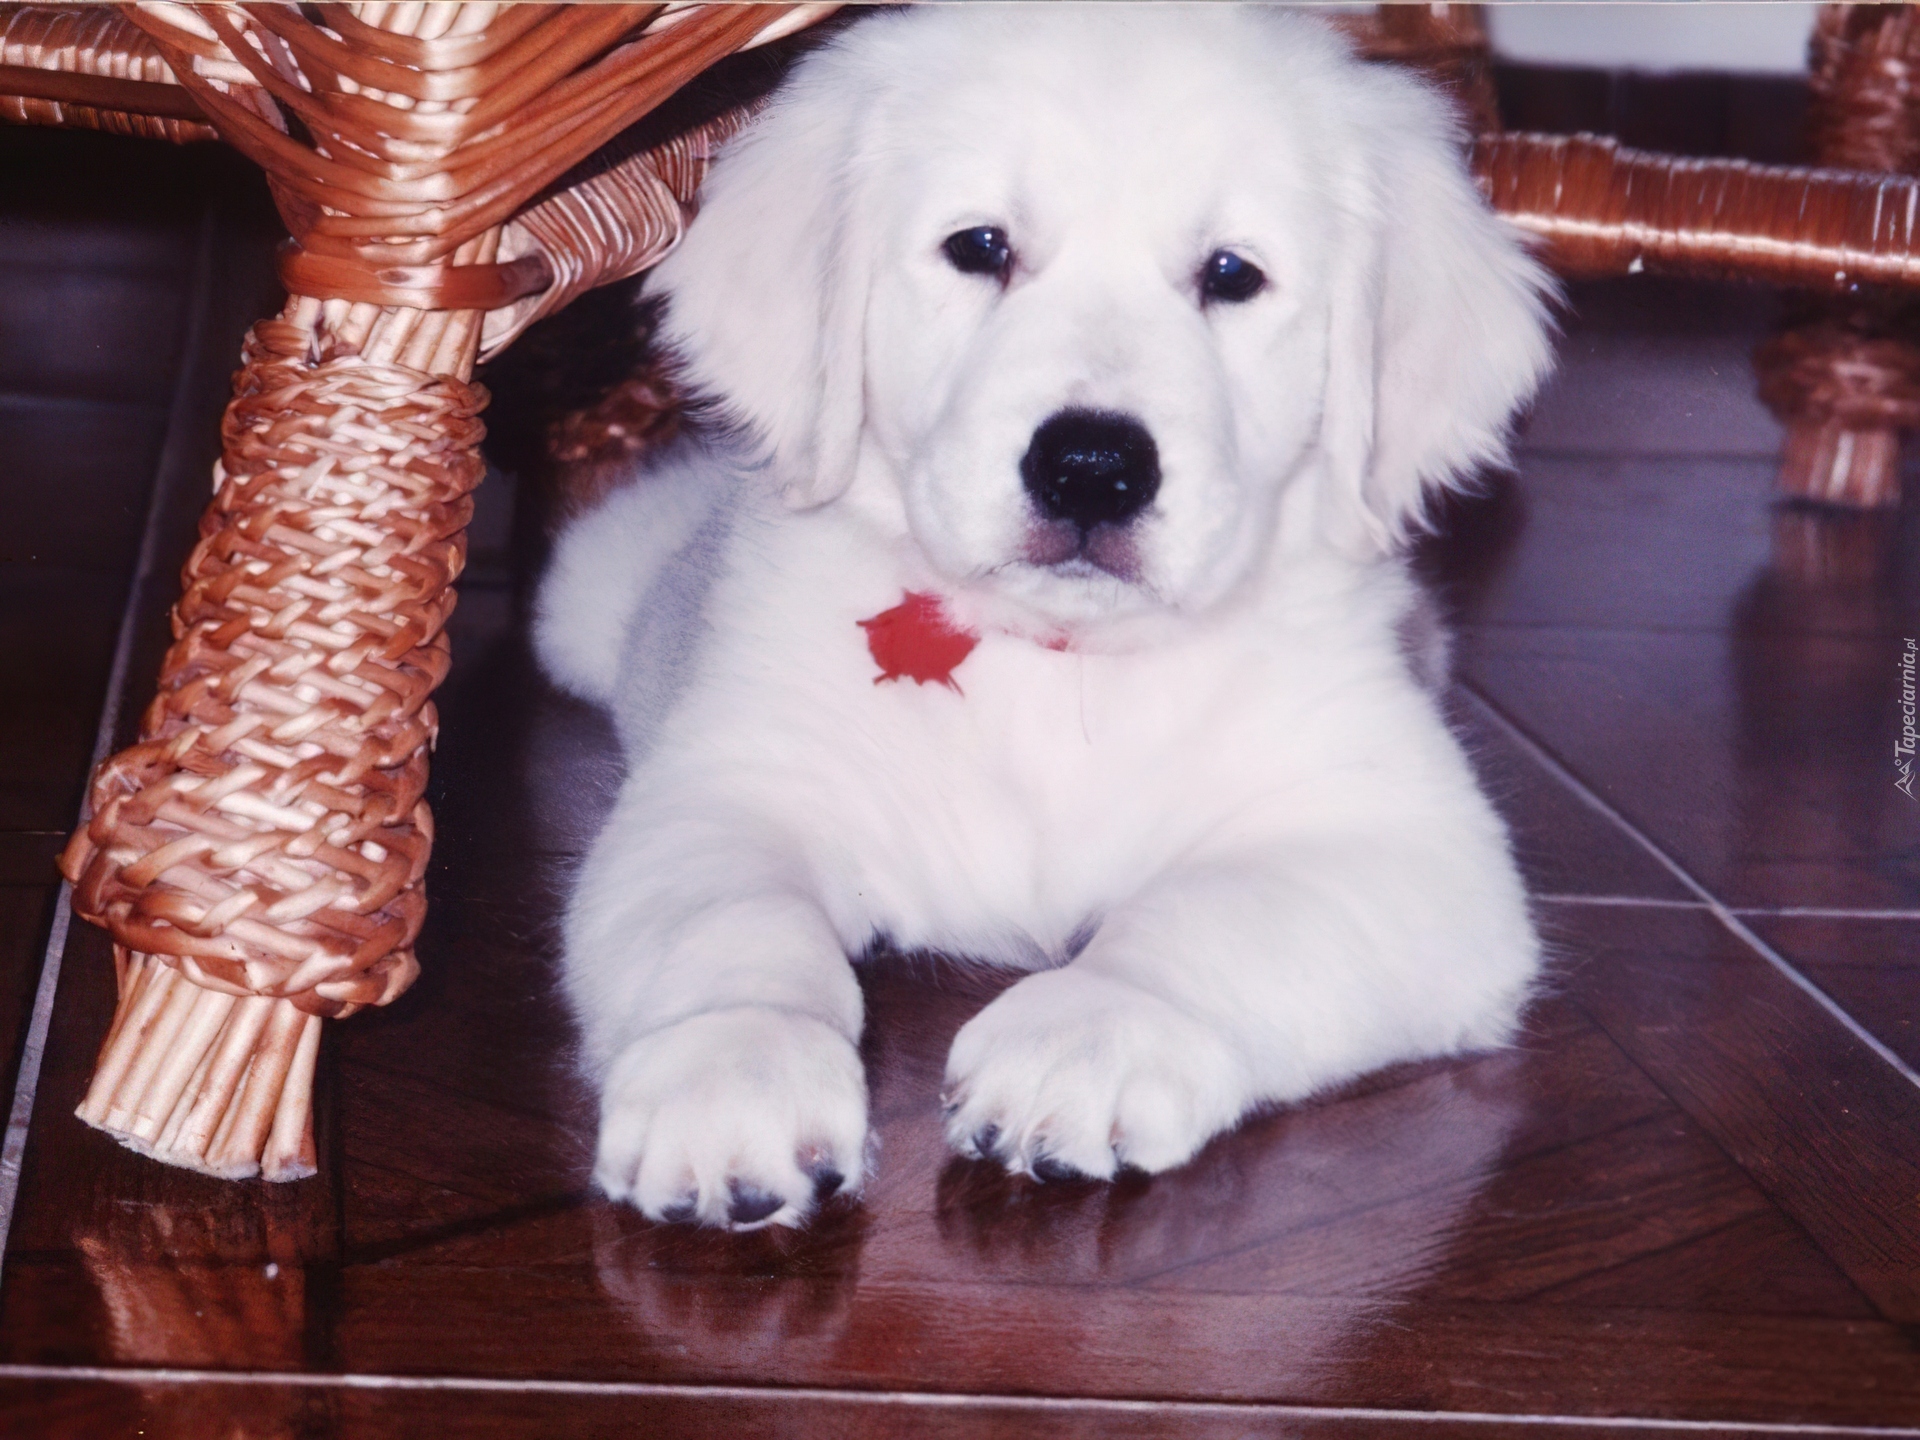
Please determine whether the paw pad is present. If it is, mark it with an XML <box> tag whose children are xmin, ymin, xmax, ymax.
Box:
<box><xmin>726</xmin><ymin>1182</ymin><xmax>785</xmax><ymax>1226</ymax></box>
<box><xmin>1031</xmin><ymin>1153</ymin><xmax>1088</xmax><ymax>1183</ymax></box>
<box><xmin>808</xmin><ymin>1163</ymin><xmax>846</xmax><ymax>1202</ymax></box>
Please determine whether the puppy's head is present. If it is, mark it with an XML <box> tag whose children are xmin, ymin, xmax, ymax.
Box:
<box><xmin>653</xmin><ymin>6</ymin><xmax>1554</xmax><ymax>631</ymax></box>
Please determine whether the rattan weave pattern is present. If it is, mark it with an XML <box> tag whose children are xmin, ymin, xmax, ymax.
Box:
<box><xmin>1807</xmin><ymin>2</ymin><xmax>1920</xmax><ymax>175</ymax></box>
<box><xmin>1757</xmin><ymin>314</ymin><xmax>1920</xmax><ymax>506</ymax></box>
<box><xmin>122</xmin><ymin>2</ymin><xmax>815</xmax><ymax>271</ymax></box>
<box><xmin>1758</xmin><ymin>318</ymin><xmax>1920</xmax><ymax>428</ymax></box>
<box><xmin>481</xmin><ymin>103</ymin><xmax>757</xmax><ymax>360</ymax></box>
<box><xmin>0</xmin><ymin>2</ymin><xmax>216</xmax><ymax>139</ymax></box>
<box><xmin>57</xmin><ymin>308</ymin><xmax>489</xmax><ymax>1178</ymax></box>
<box><xmin>61</xmin><ymin>316</ymin><xmax>483</xmax><ymax>1019</ymax></box>
<box><xmin>1472</xmin><ymin>131</ymin><xmax>1920</xmax><ymax>291</ymax></box>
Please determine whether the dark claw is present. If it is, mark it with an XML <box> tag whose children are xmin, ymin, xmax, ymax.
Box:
<box><xmin>971</xmin><ymin>1123</ymin><xmax>1001</xmax><ymax>1159</ymax></box>
<box><xmin>1032</xmin><ymin>1153</ymin><xmax>1085</xmax><ymax>1183</ymax></box>
<box><xmin>727</xmin><ymin>1182</ymin><xmax>784</xmax><ymax>1226</ymax></box>
<box><xmin>808</xmin><ymin>1164</ymin><xmax>846</xmax><ymax>1202</ymax></box>
<box><xmin>659</xmin><ymin>1195</ymin><xmax>699</xmax><ymax>1225</ymax></box>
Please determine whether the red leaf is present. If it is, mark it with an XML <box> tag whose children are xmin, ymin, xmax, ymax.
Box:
<box><xmin>857</xmin><ymin>591</ymin><xmax>980</xmax><ymax>691</ymax></box>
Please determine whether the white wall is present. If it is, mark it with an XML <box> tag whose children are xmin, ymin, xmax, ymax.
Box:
<box><xmin>1484</xmin><ymin>3</ymin><xmax>1818</xmax><ymax>76</ymax></box>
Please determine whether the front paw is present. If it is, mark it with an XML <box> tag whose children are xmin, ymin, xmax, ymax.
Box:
<box><xmin>595</xmin><ymin>1007</ymin><xmax>868</xmax><ymax>1230</ymax></box>
<box><xmin>942</xmin><ymin>969</ymin><xmax>1249</xmax><ymax>1181</ymax></box>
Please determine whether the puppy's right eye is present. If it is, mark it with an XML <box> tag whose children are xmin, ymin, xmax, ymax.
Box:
<box><xmin>1201</xmin><ymin>248</ymin><xmax>1266</xmax><ymax>304</ymax></box>
<box><xmin>944</xmin><ymin>226</ymin><xmax>1011</xmax><ymax>278</ymax></box>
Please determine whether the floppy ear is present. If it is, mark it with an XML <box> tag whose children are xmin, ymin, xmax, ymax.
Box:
<box><xmin>1320</xmin><ymin>70</ymin><xmax>1556</xmax><ymax>552</ymax></box>
<box><xmin>648</xmin><ymin>66</ymin><xmax>872</xmax><ymax>509</ymax></box>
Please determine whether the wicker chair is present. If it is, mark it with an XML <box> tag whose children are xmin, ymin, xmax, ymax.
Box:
<box><xmin>3</xmin><ymin>1</ymin><xmax>1916</xmax><ymax>1187</ymax></box>
<box><xmin>1366</xmin><ymin>2</ymin><xmax>1920</xmax><ymax>511</ymax></box>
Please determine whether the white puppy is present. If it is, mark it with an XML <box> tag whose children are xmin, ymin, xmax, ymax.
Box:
<box><xmin>537</xmin><ymin>4</ymin><xmax>1554</xmax><ymax>1229</ymax></box>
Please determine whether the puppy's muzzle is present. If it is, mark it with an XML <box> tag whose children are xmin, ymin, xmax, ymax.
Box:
<box><xmin>1020</xmin><ymin>410</ymin><xmax>1160</xmax><ymax>579</ymax></box>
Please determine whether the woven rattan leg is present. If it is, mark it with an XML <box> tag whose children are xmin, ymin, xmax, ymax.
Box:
<box><xmin>1757</xmin><ymin>4</ymin><xmax>1920</xmax><ymax>510</ymax></box>
<box><xmin>61</xmin><ymin>290</ymin><xmax>489</xmax><ymax>1181</ymax></box>
<box><xmin>10</xmin><ymin>0</ymin><xmax>813</xmax><ymax>1184</ymax></box>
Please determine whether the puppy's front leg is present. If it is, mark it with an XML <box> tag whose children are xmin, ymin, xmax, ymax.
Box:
<box><xmin>567</xmin><ymin>798</ymin><xmax>867</xmax><ymax>1229</ymax></box>
<box><xmin>943</xmin><ymin>837</ymin><xmax>1537</xmax><ymax>1179</ymax></box>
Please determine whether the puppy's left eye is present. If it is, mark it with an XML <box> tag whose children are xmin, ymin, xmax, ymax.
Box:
<box><xmin>1200</xmin><ymin>249</ymin><xmax>1265</xmax><ymax>304</ymax></box>
<box><xmin>944</xmin><ymin>226</ymin><xmax>1012</xmax><ymax>278</ymax></box>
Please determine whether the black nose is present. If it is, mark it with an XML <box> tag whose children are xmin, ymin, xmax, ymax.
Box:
<box><xmin>1020</xmin><ymin>410</ymin><xmax>1161</xmax><ymax>530</ymax></box>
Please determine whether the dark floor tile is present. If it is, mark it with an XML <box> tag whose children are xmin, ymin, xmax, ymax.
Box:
<box><xmin>319</xmin><ymin>1265</ymin><xmax>1920</xmax><ymax>1420</ymax></box>
<box><xmin>0</xmin><ymin>126</ymin><xmax>248</xmax><ymax>273</ymax></box>
<box><xmin>1785</xmin><ymin>964</ymin><xmax>1920</xmax><ymax>1078</ymax></box>
<box><xmin>0</xmin><ymin>569</ymin><xmax>125</xmax><ymax>832</ymax></box>
<box><xmin>365</xmin><ymin>988</ymin><xmax>1658</xmax><ymax>1290</ymax></box>
<box><xmin>1530</xmin><ymin>1209</ymin><xmax>1879</xmax><ymax>1320</ymax></box>
<box><xmin>0</xmin><ymin>398</ymin><xmax>170</xmax><ymax>570</ymax></box>
<box><xmin>1743</xmin><ymin>916</ymin><xmax>1920</xmax><ymax>1075</ymax></box>
<box><xmin>336</xmin><ymin>888</ymin><xmax>584</xmax><ymax>1123</ymax></box>
<box><xmin>431</xmin><ymin>590</ymin><xmax>624</xmax><ymax>864</ymax></box>
<box><xmin>1549</xmin><ymin>900</ymin><xmax>1920</xmax><ymax>1324</ymax></box>
<box><xmin>1519</xmin><ymin>279</ymin><xmax>1786</xmax><ymax>460</ymax></box>
<box><xmin>1448</xmin><ymin>691</ymin><xmax>1694</xmax><ymax>902</ymax></box>
<box><xmin>0</xmin><ymin>832</ymin><xmax>64</xmax><ymax>888</ymax></box>
<box><xmin>1460</xmin><ymin>626</ymin><xmax>1920</xmax><ymax>911</ymax></box>
<box><xmin>1160</xmin><ymin>1112</ymin><xmax>1774</xmax><ymax>1306</ymax></box>
<box><xmin>0</xmin><ymin>268</ymin><xmax>193</xmax><ymax>406</ymax></box>
<box><xmin>0</xmin><ymin>884</ymin><xmax>56</xmax><ymax>1125</ymax></box>
<box><xmin>335</xmin><ymin>1051</ymin><xmax>593</xmax><ymax>1256</ymax></box>
<box><xmin>1</xmin><ymin>1377</ymin><xmax>1888</xmax><ymax>1440</ymax></box>
<box><xmin>1426</xmin><ymin>468</ymin><xmax>1920</xmax><ymax>644</ymax></box>
<box><xmin>1429</xmin><ymin>458</ymin><xmax>1777</xmax><ymax>636</ymax></box>
<box><xmin>0</xmin><ymin>125</ymin><xmax>278</xmax><ymax>853</ymax></box>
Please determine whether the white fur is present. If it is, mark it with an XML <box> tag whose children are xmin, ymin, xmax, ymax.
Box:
<box><xmin>538</xmin><ymin>5</ymin><xmax>1555</xmax><ymax>1229</ymax></box>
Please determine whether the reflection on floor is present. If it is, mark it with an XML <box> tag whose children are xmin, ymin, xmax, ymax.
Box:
<box><xmin>1</xmin><ymin>115</ymin><xmax>1917</xmax><ymax>1438</ymax></box>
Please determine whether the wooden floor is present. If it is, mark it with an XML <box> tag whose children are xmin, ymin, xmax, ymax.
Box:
<box><xmin>3</xmin><ymin>109</ymin><xmax>1919</xmax><ymax>1438</ymax></box>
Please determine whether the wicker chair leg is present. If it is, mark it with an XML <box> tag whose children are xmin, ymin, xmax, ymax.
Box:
<box><xmin>60</xmin><ymin>285</ymin><xmax>491</xmax><ymax>1181</ymax></box>
<box><xmin>16</xmin><ymin>0</ymin><xmax>793</xmax><ymax>1183</ymax></box>
<box><xmin>1758</xmin><ymin>4</ymin><xmax>1920</xmax><ymax>510</ymax></box>
<box><xmin>1775</xmin><ymin>415</ymin><xmax>1905</xmax><ymax>509</ymax></box>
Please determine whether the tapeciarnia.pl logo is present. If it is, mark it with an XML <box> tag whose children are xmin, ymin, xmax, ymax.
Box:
<box><xmin>1899</xmin><ymin>638</ymin><xmax>1918</xmax><ymax>800</ymax></box>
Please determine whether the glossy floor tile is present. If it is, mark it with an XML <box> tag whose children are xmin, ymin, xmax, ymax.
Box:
<box><xmin>6</xmin><ymin>1375</ymin><xmax>1892</xmax><ymax>1440</ymax></box>
<box><xmin>1515</xmin><ymin>279</ymin><xmax>1789</xmax><ymax>462</ymax></box>
<box><xmin>1748</xmin><ymin>915</ymin><xmax>1920</xmax><ymax>1072</ymax></box>
<box><xmin>3</xmin><ymin>92</ymin><xmax>1919</xmax><ymax>1439</ymax></box>
<box><xmin>1460</xmin><ymin>624</ymin><xmax>1920</xmax><ymax>911</ymax></box>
